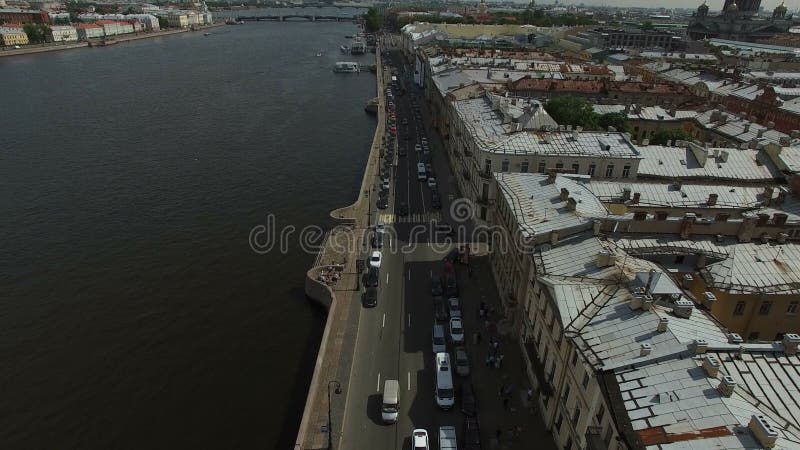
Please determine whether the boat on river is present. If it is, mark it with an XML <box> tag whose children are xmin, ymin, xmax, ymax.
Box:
<box><xmin>333</xmin><ymin>61</ymin><xmax>359</xmax><ymax>73</ymax></box>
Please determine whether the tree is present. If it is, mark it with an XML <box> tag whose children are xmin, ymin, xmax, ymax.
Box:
<box><xmin>363</xmin><ymin>7</ymin><xmax>383</xmax><ymax>33</ymax></box>
<box><xmin>545</xmin><ymin>96</ymin><xmax>599</xmax><ymax>130</ymax></box>
<box><xmin>641</xmin><ymin>21</ymin><xmax>654</xmax><ymax>30</ymax></box>
<box><xmin>23</xmin><ymin>23</ymin><xmax>49</xmax><ymax>44</ymax></box>
<box><xmin>650</xmin><ymin>129</ymin><xmax>690</xmax><ymax>145</ymax></box>
<box><xmin>598</xmin><ymin>112</ymin><xmax>630</xmax><ymax>132</ymax></box>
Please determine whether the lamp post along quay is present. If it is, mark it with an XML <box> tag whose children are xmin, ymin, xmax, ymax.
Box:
<box><xmin>327</xmin><ymin>380</ymin><xmax>341</xmax><ymax>449</ymax></box>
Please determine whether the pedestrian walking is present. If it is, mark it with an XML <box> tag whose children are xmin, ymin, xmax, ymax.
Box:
<box><xmin>496</xmin><ymin>353</ymin><xmax>504</xmax><ymax>369</ymax></box>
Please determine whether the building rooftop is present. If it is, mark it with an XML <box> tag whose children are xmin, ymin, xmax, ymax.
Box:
<box><xmin>586</xmin><ymin>181</ymin><xmax>770</xmax><ymax>210</ymax></box>
<box><xmin>593</xmin><ymin>104</ymin><xmax>699</xmax><ymax>122</ymax></box>
<box><xmin>613</xmin><ymin>236</ymin><xmax>800</xmax><ymax>295</ymax></box>
<box><xmin>708</xmin><ymin>38</ymin><xmax>800</xmax><ymax>56</ymax></box>
<box><xmin>637</xmin><ymin>144</ymin><xmax>781</xmax><ymax>182</ymax></box>
<box><xmin>534</xmin><ymin>233</ymin><xmax>800</xmax><ymax>448</ymax></box>
<box><xmin>695</xmin><ymin>109</ymin><xmax>792</xmax><ymax>147</ymax></box>
<box><xmin>486</xmin><ymin>129</ymin><xmax>641</xmax><ymax>157</ymax></box>
<box><xmin>496</xmin><ymin>173</ymin><xmax>606</xmax><ymax>240</ymax></box>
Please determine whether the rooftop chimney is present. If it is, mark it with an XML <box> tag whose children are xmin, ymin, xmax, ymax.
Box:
<box><xmin>622</xmin><ymin>187</ymin><xmax>631</xmax><ymax>201</ymax></box>
<box><xmin>657</xmin><ymin>317</ymin><xmax>669</xmax><ymax>333</ymax></box>
<box><xmin>783</xmin><ymin>333</ymin><xmax>800</xmax><ymax>356</ymax></box>
<box><xmin>566</xmin><ymin>197</ymin><xmax>577</xmax><ymax>211</ymax></box>
<box><xmin>695</xmin><ymin>338</ymin><xmax>708</xmax><ymax>354</ymax></box>
<box><xmin>707</xmin><ymin>193</ymin><xmax>718</xmax><ymax>206</ymax></box>
<box><xmin>703</xmin><ymin>354</ymin><xmax>720</xmax><ymax>377</ymax></box>
<box><xmin>728</xmin><ymin>333</ymin><xmax>743</xmax><ymax>344</ymax></box>
<box><xmin>718</xmin><ymin>375</ymin><xmax>736</xmax><ymax>397</ymax></box>
<box><xmin>632</xmin><ymin>192</ymin><xmax>641</xmax><ymax>204</ymax></box>
<box><xmin>749</xmin><ymin>415</ymin><xmax>779</xmax><ymax>449</ymax></box>
<box><xmin>560</xmin><ymin>188</ymin><xmax>569</xmax><ymax>201</ymax></box>
<box><xmin>640</xmin><ymin>343</ymin><xmax>652</xmax><ymax>357</ymax></box>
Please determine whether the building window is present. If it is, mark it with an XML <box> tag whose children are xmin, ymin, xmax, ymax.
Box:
<box><xmin>563</xmin><ymin>384</ymin><xmax>571</xmax><ymax>404</ymax></box>
<box><xmin>759</xmin><ymin>301</ymin><xmax>773</xmax><ymax>316</ymax></box>
<box><xmin>555</xmin><ymin>162</ymin><xmax>564</xmax><ymax>170</ymax></box>
<box><xmin>734</xmin><ymin>301</ymin><xmax>745</xmax><ymax>316</ymax></box>
<box><xmin>622</xmin><ymin>165</ymin><xmax>631</xmax><ymax>178</ymax></box>
<box><xmin>604</xmin><ymin>426</ymin><xmax>613</xmax><ymax>446</ymax></box>
<box><xmin>572</xmin><ymin>406</ymin><xmax>581</xmax><ymax>426</ymax></box>
<box><xmin>788</xmin><ymin>302</ymin><xmax>799</xmax><ymax>315</ymax></box>
<box><xmin>484</xmin><ymin>159</ymin><xmax>492</xmax><ymax>174</ymax></box>
<box><xmin>588</xmin><ymin>164</ymin><xmax>596</xmax><ymax>176</ymax></box>
<box><xmin>521</xmin><ymin>160</ymin><xmax>529</xmax><ymax>173</ymax></box>
<box><xmin>571</xmin><ymin>351</ymin><xmax>578</xmax><ymax>366</ymax></box>
<box><xmin>582</xmin><ymin>373</ymin><xmax>590</xmax><ymax>389</ymax></box>
<box><xmin>538</xmin><ymin>162</ymin><xmax>546</xmax><ymax>174</ymax></box>
<box><xmin>571</xmin><ymin>163</ymin><xmax>580</xmax><ymax>174</ymax></box>
<box><xmin>565</xmin><ymin>437</ymin><xmax>573</xmax><ymax>450</ymax></box>
<box><xmin>605</xmin><ymin>164</ymin><xmax>615</xmax><ymax>177</ymax></box>
<box><xmin>596</xmin><ymin>403</ymin><xmax>606</xmax><ymax>422</ymax></box>
<box><xmin>501</xmin><ymin>159</ymin><xmax>510</xmax><ymax>172</ymax></box>
<box><xmin>555</xmin><ymin>413</ymin><xmax>564</xmax><ymax>433</ymax></box>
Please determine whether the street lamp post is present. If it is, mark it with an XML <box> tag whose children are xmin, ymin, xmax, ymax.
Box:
<box><xmin>327</xmin><ymin>380</ymin><xmax>342</xmax><ymax>449</ymax></box>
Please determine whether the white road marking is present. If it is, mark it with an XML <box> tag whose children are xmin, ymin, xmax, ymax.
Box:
<box><xmin>407</xmin><ymin>313</ymin><xmax>411</xmax><ymax>328</ymax></box>
<box><xmin>408</xmin><ymin>268</ymin><xmax>411</xmax><ymax>281</ymax></box>
<box><xmin>407</xmin><ymin>372</ymin><xmax>411</xmax><ymax>391</ymax></box>
<box><xmin>382</xmin><ymin>313</ymin><xmax>386</xmax><ymax>328</ymax></box>
<box><xmin>386</xmin><ymin>273</ymin><xmax>389</xmax><ymax>284</ymax></box>
<box><xmin>377</xmin><ymin>372</ymin><xmax>381</xmax><ymax>392</ymax></box>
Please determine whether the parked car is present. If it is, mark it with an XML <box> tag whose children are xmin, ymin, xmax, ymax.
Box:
<box><xmin>430</xmin><ymin>272</ymin><xmax>443</xmax><ymax>296</ymax></box>
<box><xmin>434</xmin><ymin>297</ymin><xmax>449</xmax><ymax>322</ymax></box>
<box><xmin>427</xmin><ymin>178</ymin><xmax>437</xmax><ymax>189</ymax></box>
<box><xmin>375</xmin><ymin>219</ymin><xmax>386</xmax><ymax>234</ymax></box>
<box><xmin>414</xmin><ymin>143</ymin><xmax>422</xmax><ymax>153</ymax></box>
<box><xmin>364</xmin><ymin>287</ymin><xmax>378</xmax><ymax>308</ymax></box>
<box><xmin>454</xmin><ymin>346</ymin><xmax>470</xmax><ymax>376</ymax></box>
<box><xmin>366</xmin><ymin>267</ymin><xmax>379</xmax><ymax>287</ymax></box>
<box><xmin>447</xmin><ymin>297</ymin><xmax>461</xmax><ymax>318</ymax></box>
<box><xmin>369</xmin><ymin>251</ymin><xmax>382</xmax><ymax>269</ymax></box>
<box><xmin>376</xmin><ymin>197</ymin><xmax>388</xmax><ymax>210</ymax></box>
<box><xmin>382</xmin><ymin>178</ymin><xmax>390</xmax><ymax>191</ymax></box>
<box><xmin>372</xmin><ymin>231</ymin><xmax>384</xmax><ymax>249</ymax></box>
<box><xmin>462</xmin><ymin>418</ymin><xmax>481</xmax><ymax>450</ymax></box>
<box><xmin>449</xmin><ymin>317</ymin><xmax>464</xmax><ymax>344</ymax></box>
<box><xmin>413</xmin><ymin>429</ymin><xmax>430</xmax><ymax>450</ymax></box>
<box><xmin>431</xmin><ymin>191</ymin><xmax>442</xmax><ymax>209</ymax></box>
<box><xmin>445</xmin><ymin>272</ymin><xmax>458</xmax><ymax>297</ymax></box>
<box><xmin>460</xmin><ymin>383</ymin><xmax>477</xmax><ymax>417</ymax></box>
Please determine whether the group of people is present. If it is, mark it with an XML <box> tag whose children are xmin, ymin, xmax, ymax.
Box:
<box><xmin>485</xmin><ymin>336</ymin><xmax>505</xmax><ymax>370</ymax></box>
<box><xmin>317</xmin><ymin>263</ymin><xmax>344</xmax><ymax>286</ymax></box>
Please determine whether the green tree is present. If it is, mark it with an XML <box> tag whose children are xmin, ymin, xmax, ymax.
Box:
<box><xmin>598</xmin><ymin>112</ymin><xmax>630</xmax><ymax>132</ymax></box>
<box><xmin>23</xmin><ymin>23</ymin><xmax>49</xmax><ymax>44</ymax></box>
<box><xmin>641</xmin><ymin>21</ymin><xmax>654</xmax><ymax>30</ymax></box>
<box><xmin>545</xmin><ymin>96</ymin><xmax>599</xmax><ymax>130</ymax></box>
<box><xmin>158</xmin><ymin>16</ymin><xmax>169</xmax><ymax>29</ymax></box>
<box><xmin>650</xmin><ymin>129</ymin><xmax>690</xmax><ymax>145</ymax></box>
<box><xmin>363</xmin><ymin>7</ymin><xmax>383</xmax><ymax>32</ymax></box>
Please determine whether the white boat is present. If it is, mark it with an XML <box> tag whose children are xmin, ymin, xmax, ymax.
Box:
<box><xmin>340</xmin><ymin>45</ymin><xmax>349</xmax><ymax>53</ymax></box>
<box><xmin>333</xmin><ymin>61</ymin><xmax>359</xmax><ymax>73</ymax></box>
<box><xmin>316</xmin><ymin>52</ymin><xmax>323</xmax><ymax>57</ymax></box>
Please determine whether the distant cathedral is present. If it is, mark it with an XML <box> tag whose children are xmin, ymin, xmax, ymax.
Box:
<box><xmin>688</xmin><ymin>0</ymin><xmax>791</xmax><ymax>42</ymax></box>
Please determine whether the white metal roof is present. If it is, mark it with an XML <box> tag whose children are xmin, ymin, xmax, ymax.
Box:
<box><xmin>636</xmin><ymin>145</ymin><xmax>781</xmax><ymax>182</ymax></box>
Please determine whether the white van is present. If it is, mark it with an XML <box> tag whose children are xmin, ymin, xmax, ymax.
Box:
<box><xmin>417</xmin><ymin>163</ymin><xmax>427</xmax><ymax>181</ymax></box>
<box><xmin>434</xmin><ymin>352</ymin><xmax>455</xmax><ymax>410</ymax></box>
<box><xmin>381</xmin><ymin>379</ymin><xmax>399</xmax><ymax>423</ymax></box>
<box><xmin>432</xmin><ymin>324</ymin><xmax>446</xmax><ymax>353</ymax></box>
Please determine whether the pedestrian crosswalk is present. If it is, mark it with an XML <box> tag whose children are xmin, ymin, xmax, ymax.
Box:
<box><xmin>377</xmin><ymin>211</ymin><xmax>442</xmax><ymax>224</ymax></box>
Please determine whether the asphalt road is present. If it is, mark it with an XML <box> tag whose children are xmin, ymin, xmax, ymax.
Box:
<box><xmin>339</xmin><ymin>46</ymin><xmax>478</xmax><ymax>450</ymax></box>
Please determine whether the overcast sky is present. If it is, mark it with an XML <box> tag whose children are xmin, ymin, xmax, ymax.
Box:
<box><xmin>530</xmin><ymin>0</ymin><xmax>800</xmax><ymax>9</ymax></box>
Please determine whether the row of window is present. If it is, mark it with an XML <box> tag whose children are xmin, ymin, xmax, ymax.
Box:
<box><xmin>485</xmin><ymin>158</ymin><xmax>632</xmax><ymax>178</ymax></box>
<box><xmin>733</xmin><ymin>300</ymin><xmax>799</xmax><ymax>316</ymax></box>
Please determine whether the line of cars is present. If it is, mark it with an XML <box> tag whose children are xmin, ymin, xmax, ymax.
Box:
<box><xmin>363</xmin><ymin>221</ymin><xmax>386</xmax><ymax>308</ymax></box>
<box><xmin>410</xmin><ymin>101</ymin><xmax>442</xmax><ymax>211</ymax></box>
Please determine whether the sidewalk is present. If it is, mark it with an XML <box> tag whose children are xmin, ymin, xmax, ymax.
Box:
<box><xmin>457</xmin><ymin>256</ymin><xmax>557</xmax><ymax>450</ymax></box>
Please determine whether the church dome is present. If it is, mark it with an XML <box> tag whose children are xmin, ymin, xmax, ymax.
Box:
<box><xmin>775</xmin><ymin>1</ymin><xmax>787</xmax><ymax>13</ymax></box>
<box><xmin>698</xmin><ymin>0</ymin><xmax>709</xmax><ymax>12</ymax></box>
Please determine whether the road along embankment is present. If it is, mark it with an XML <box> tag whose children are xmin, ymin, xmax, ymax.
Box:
<box><xmin>294</xmin><ymin>44</ymin><xmax>386</xmax><ymax>450</ymax></box>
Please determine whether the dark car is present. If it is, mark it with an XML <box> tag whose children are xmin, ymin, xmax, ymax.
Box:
<box><xmin>372</xmin><ymin>231</ymin><xmax>384</xmax><ymax>249</ymax></box>
<box><xmin>460</xmin><ymin>383</ymin><xmax>477</xmax><ymax>417</ymax></box>
<box><xmin>431</xmin><ymin>191</ymin><xmax>442</xmax><ymax>210</ymax></box>
<box><xmin>445</xmin><ymin>272</ymin><xmax>458</xmax><ymax>297</ymax></box>
<box><xmin>366</xmin><ymin>267</ymin><xmax>379</xmax><ymax>287</ymax></box>
<box><xmin>434</xmin><ymin>297</ymin><xmax>449</xmax><ymax>322</ymax></box>
<box><xmin>397</xmin><ymin>202</ymin><xmax>409</xmax><ymax>217</ymax></box>
<box><xmin>376</xmin><ymin>197</ymin><xmax>388</xmax><ymax>210</ymax></box>
<box><xmin>463</xmin><ymin>418</ymin><xmax>481</xmax><ymax>450</ymax></box>
<box><xmin>363</xmin><ymin>287</ymin><xmax>378</xmax><ymax>308</ymax></box>
<box><xmin>430</xmin><ymin>272</ymin><xmax>443</xmax><ymax>296</ymax></box>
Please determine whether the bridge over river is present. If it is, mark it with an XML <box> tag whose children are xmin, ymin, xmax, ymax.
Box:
<box><xmin>237</xmin><ymin>14</ymin><xmax>359</xmax><ymax>22</ymax></box>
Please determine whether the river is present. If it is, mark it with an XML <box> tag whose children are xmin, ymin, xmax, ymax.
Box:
<box><xmin>0</xmin><ymin>14</ymin><xmax>375</xmax><ymax>449</ymax></box>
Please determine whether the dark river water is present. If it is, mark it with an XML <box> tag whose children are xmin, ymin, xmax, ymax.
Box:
<box><xmin>0</xmin><ymin>14</ymin><xmax>375</xmax><ymax>449</ymax></box>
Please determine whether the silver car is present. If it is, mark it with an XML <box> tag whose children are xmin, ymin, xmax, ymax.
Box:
<box><xmin>454</xmin><ymin>346</ymin><xmax>470</xmax><ymax>376</ymax></box>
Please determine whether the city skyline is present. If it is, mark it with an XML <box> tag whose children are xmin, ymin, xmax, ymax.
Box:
<box><xmin>517</xmin><ymin>0</ymin><xmax>800</xmax><ymax>10</ymax></box>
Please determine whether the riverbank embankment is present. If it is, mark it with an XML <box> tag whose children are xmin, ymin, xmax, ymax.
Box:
<box><xmin>0</xmin><ymin>23</ymin><xmax>224</xmax><ymax>58</ymax></box>
<box><xmin>295</xmin><ymin>45</ymin><xmax>386</xmax><ymax>450</ymax></box>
